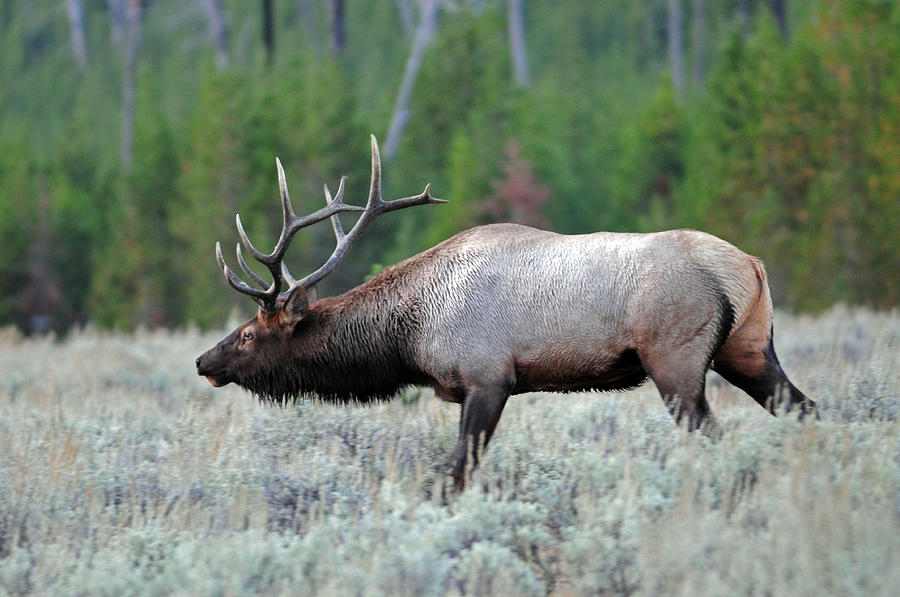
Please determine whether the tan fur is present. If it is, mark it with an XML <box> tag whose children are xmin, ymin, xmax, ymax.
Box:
<box><xmin>714</xmin><ymin>257</ymin><xmax>774</xmax><ymax>378</ymax></box>
<box><xmin>200</xmin><ymin>222</ymin><xmax>815</xmax><ymax>491</ymax></box>
<box><xmin>198</xmin><ymin>136</ymin><xmax>817</xmax><ymax>492</ymax></box>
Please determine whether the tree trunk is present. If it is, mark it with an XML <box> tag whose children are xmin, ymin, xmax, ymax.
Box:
<box><xmin>16</xmin><ymin>186</ymin><xmax>72</xmax><ymax>334</ymax></box>
<box><xmin>121</xmin><ymin>0</ymin><xmax>142</xmax><ymax>170</ymax></box>
<box><xmin>66</xmin><ymin>0</ymin><xmax>88</xmax><ymax>69</ymax></box>
<box><xmin>261</xmin><ymin>0</ymin><xmax>275</xmax><ymax>65</ymax></box>
<box><xmin>691</xmin><ymin>0</ymin><xmax>704</xmax><ymax>89</ymax></box>
<box><xmin>106</xmin><ymin>0</ymin><xmax>124</xmax><ymax>42</ymax></box>
<box><xmin>330</xmin><ymin>0</ymin><xmax>345</xmax><ymax>55</ymax></box>
<box><xmin>297</xmin><ymin>0</ymin><xmax>321</xmax><ymax>52</ymax></box>
<box><xmin>507</xmin><ymin>0</ymin><xmax>530</xmax><ymax>87</ymax></box>
<box><xmin>396</xmin><ymin>0</ymin><xmax>414</xmax><ymax>38</ymax></box>
<box><xmin>769</xmin><ymin>0</ymin><xmax>788</xmax><ymax>38</ymax></box>
<box><xmin>667</xmin><ymin>0</ymin><xmax>684</xmax><ymax>96</ymax></box>
<box><xmin>736</xmin><ymin>0</ymin><xmax>751</xmax><ymax>37</ymax></box>
<box><xmin>203</xmin><ymin>0</ymin><xmax>229</xmax><ymax>70</ymax></box>
<box><xmin>383</xmin><ymin>0</ymin><xmax>439</xmax><ymax>162</ymax></box>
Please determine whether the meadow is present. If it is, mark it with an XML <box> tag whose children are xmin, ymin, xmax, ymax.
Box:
<box><xmin>0</xmin><ymin>307</ymin><xmax>898</xmax><ymax>596</ymax></box>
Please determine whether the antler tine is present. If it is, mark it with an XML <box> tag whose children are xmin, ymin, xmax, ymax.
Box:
<box><xmin>281</xmin><ymin>261</ymin><xmax>297</xmax><ymax>288</ymax></box>
<box><xmin>236</xmin><ymin>160</ymin><xmax>364</xmax><ymax>268</ymax></box>
<box><xmin>366</xmin><ymin>134</ymin><xmax>385</xmax><ymax>209</ymax></box>
<box><xmin>277</xmin><ymin>179</ymin><xmax>348</xmax><ymax>295</ymax></box>
<box><xmin>226</xmin><ymin>158</ymin><xmax>366</xmax><ymax>311</ymax></box>
<box><xmin>324</xmin><ymin>179</ymin><xmax>347</xmax><ymax>241</ymax></box>
<box><xmin>276</xmin><ymin>157</ymin><xmax>295</xmax><ymax>222</ymax></box>
<box><xmin>365</xmin><ymin>135</ymin><xmax>446</xmax><ymax>215</ymax></box>
<box><xmin>235</xmin><ymin>213</ymin><xmax>266</xmax><ymax>261</ymax></box>
<box><xmin>215</xmin><ymin>136</ymin><xmax>444</xmax><ymax>311</ymax></box>
<box><xmin>280</xmin><ymin>262</ymin><xmax>299</xmax><ymax>287</ymax></box>
<box><xmin>216</xmin><ymin>242</ymin><xmax>268</xmax><ymax>307</ymax></box>
<box><xmin>235</xmin><ymin>244</ymin><xmax>269</xmax><ymax>290</ymax></box>
<box><xmin>378</xmin><ymin>181</ymin><xmax>446</xmax><ymax>214</ymax></box>
<box><xmin>277</xmin><ymin>176</ymin><xmax>351</xmax><ymax>294</ymax></box>
<box><xmin>295</xmin><ymin>135</ymin><xmax>446</xmax><ymax>291</ymax></box>
<box><xmin>233</xmin><ymin>157</ymin><xmax>299</xmax><ymax>266</ymax></box>
<box><xmin>330</xmin><ymin>172</ymin><xmax>347</xmax><ymax>204</ymax></box>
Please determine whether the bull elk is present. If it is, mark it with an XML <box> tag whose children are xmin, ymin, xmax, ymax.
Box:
<box><xmin>196</xmin><ymin>135</ymin><xmax>817</xmax><ymax>489</ymax></box>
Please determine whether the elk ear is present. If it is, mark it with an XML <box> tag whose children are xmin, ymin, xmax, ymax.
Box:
<box><xmin>283</xmin><ymin>286</ymin><xmax>310</xmax><ymax>322</ymax></box>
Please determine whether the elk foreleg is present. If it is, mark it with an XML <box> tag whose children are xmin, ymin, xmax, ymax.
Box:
<box><xmin>449</xmin><ymin>381</ymin><xmax>511</xmax><ymax>491</ymax></box>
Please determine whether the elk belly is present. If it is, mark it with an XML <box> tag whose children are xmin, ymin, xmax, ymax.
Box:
<box><xmin>513</xmin><ymin>349</ymin><xmax>647</xmax><ymax>394</ymax></box>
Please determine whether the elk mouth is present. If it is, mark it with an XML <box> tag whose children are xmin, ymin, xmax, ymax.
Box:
<box><xmin>204</xmin><ymin>374</ymin><xmax>231</xmax><ymax>387</ymax></box>
<box><xmin>196</xmin><ymin>357</ymin><xmax>232</xmax><ymax>387</ymax></box>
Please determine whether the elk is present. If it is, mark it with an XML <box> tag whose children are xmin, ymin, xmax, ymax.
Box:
<box><xmin>196</xmin><ymin>135</ymin><xmax>817</xmax><ymax>489</ymax></box>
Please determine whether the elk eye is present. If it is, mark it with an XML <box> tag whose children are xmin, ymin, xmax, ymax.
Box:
<box><xmin>242</xmin><ymin>331</ymin><xmax>254</xmax><ymax>341</ymax></box>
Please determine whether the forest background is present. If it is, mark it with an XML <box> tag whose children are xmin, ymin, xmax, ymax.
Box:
<box><xmin>1</xmin><ymin>0</ymin><xmax>898</xmax><ymax>333</ymax></box>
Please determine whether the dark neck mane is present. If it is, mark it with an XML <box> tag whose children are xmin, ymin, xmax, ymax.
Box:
<box><xmin>247</xmin><ymin>276</ymin><xmax>425</xmax><ymax>404</ymax></box>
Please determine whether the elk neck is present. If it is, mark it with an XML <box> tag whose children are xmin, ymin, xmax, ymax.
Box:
<box><xmin>283</xmin><ymin>278</ymin><xmax>426</xmax><ymax>402</ymax></box>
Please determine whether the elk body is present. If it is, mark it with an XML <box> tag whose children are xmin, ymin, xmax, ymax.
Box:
<box><xmin>196</xmin><ymin>135</ymin><xmax>817</xmax><ymax>489</ymax></box>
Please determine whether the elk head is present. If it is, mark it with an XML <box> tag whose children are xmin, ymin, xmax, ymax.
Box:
<box><xmin>195</xmin><ymin>135</ymin><xmax>444</xmax><ymax>399</ymax></box>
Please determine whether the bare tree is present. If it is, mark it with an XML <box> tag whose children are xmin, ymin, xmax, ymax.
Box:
<box><xmin>667</xmin><ymin>0</ymin><xmax>684</xmax><ymax>96</ymax></box>
<box><xmin>691</xmin><ymin>0</ymin><xmax>704</xmax><ymax>89</ymax></box>
<box><xmin>106</xmin><ymin>0</ymin><xmax>124</xmax><ymax>41</ymax></box>
<box><xmin>396</xmin><ymin>0</ymin><xmax>414</xmax><ymax>37</ymax></box>
<box><xmin>116</xmin><ymin>0</ymin><xmax>142</xmax><ymax>170</ymax></box>
<box><xmin>330</xmin><ymin>0</ymin><xmax>345</xmax><ymax>55</ymax></box>
<box><xmin>14</xmin><ymin>181</ymin><xmax>75</xmax><ymax>334</ymax></box>
<box><xmin>297</xmin><ymin>0</ymin><xmax>321</xmax><ymax>52</ymax></box>
<box><xmin>65</xmin><ymin>0</ymin><xmax>89</xmax><ymax>69</ymax></box>
<box><xmin>105</xmin><ymin>0</ymin><xmax>143</xmax><ymax>168</ymax></box>
<box><xmin>507</xmin><ymin>0</ymin><xmax>529</xmax><ymax>87</ymax></box>
<box><xmin>261</xmin><ymin>0</ymin><xmax>275</xmax><ymax>65</ymax></box>
<box><xmin>384</xmin><ymin>0</ymin><xmax>439</xmax><ymax>161</ymax></box>
<box><xmin>769</xmin><ymin>0</ymin><xmax>788</xmax><ymax>38</ymax></box>
<box><xmin>203</xmin><ymin>0</ymin><xmax>229</xmax><ymax>70</ymax></box>
<box><xmin>736</xmin><ymin>0</ymin><xmax>751</xmax><ymax>37</ymax></box>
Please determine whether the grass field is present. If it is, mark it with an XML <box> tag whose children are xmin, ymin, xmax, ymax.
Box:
<box><xmin>0</xmin><ymin>307</ymin><xmax>898</xmax><ymax>596</ymax></box>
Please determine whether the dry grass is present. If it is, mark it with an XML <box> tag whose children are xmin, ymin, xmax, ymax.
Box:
<box><xmin>0</xmin><ymin>307</ymin><xmax>898</xmax><ymax>596</ymax></box>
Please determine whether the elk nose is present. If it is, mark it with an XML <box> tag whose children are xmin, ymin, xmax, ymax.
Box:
<box><xmin>195</xmin><ymin>356</ymin><xmax>203</xmax><ymax>369</ymax></box>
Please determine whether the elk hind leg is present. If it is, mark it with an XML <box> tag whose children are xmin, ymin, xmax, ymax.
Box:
<box><xmin>640</xmin><ymin>347</ymin><xmax>721</xmax><ymax>439</ymax></box>
<box><xmin>713</xmin><ymin>328</ymin><xmax>817</xmax><ymax>419</ymax></box>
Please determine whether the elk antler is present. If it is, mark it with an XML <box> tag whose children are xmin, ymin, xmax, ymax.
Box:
<box><xmin>216</xmin><ymin>135</ymin><xmax>445</xmax><ymax>312</ymax></box>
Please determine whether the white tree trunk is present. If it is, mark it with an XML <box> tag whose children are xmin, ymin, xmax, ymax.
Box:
<box><xmin>770</xmin><ymin>0</ymin><xmax>788</xmax><ymax>38</ymax></box>
<box><xmin>120</xmin><ymin>0</ymin><xmax>142</xmax><ymax>170</ymax></box>
<box><xmin>297</xmin><ymin>0</ymin><xmax>321</xmax><ymax>53</ymax></box>
<box><xmin>691</xmin><ymin>0</ymin><xmax>704</xmax><ymax>89</ymax></box>
<box><xmin>261</xmin><ymin>0</ymin><xmax>274</xmax><ymax>65</ymax></box>
<box><xmin>203</xmin><ymin>0</ymin><xmax>229</xmax><ymax>70</ymax></box>
<box><xmin>330</xmin><ymin>0</ymin><xmax>345</xmax><ymax>55</ymax></box>
<box><xmin>383</xmin><ymin>0</ymin><xmax>439</xmax><ymax>162</ymax></box>
<box><xmin>507</xmin><ymin>0</ymin><xmax>529</xmax><ymax>87</ymax></box>
<box><xmin>106</xmin><ymin>0</ymin><xmax>124</xmax><ymax>41</ymax></box>
<box><xmin>395</xmin><ymin>0</ymin><xmax>414</xmax><ymax>38</ymax></box>
<box><xmin>667</xmin><ymin>0</ymin><xmax>684</xmax><ymax>96</ymax></box>
<box><xmin>737</xmin><ymin>0</ymin><xmax>751</xmax><ymax>37</ymax></box>
<box><xmin>66</xmin><ymin>0</ymin><xmax>88</xmax><ymax>69</ymax></box>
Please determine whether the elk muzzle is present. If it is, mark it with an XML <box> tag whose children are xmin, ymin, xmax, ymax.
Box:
<box><xmin>196</xmin><ymin>353</ymin><xmax>233</xmax><ymax>387</ymax></box>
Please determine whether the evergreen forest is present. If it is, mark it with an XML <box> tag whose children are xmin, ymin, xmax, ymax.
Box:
<box><xmin>1</xmin><ymin>0</ymin><xmax>898</xmax><ymax>333</ymax></box>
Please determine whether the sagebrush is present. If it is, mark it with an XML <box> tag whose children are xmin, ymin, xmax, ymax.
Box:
<box><xmin>0</xmin><ymin>307</ymin><xmax>898</xmax><ymax>596</ymax></box>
